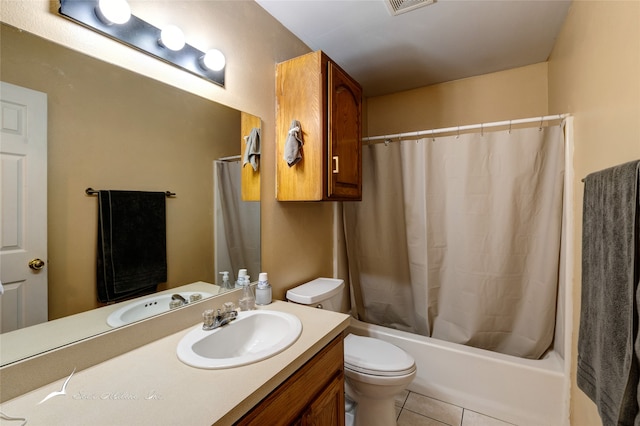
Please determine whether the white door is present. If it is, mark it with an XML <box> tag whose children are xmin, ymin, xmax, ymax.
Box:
<box><xmin>0</xmin><ymin>81</ymin><xmax>48</xmax><ymax>333</ymax></box>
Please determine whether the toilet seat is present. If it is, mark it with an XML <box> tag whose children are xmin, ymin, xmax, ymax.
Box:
<box><xmin>344</xmin><ymin>334</ymin><xmax>416</xmax><ymax>377</ymax></box>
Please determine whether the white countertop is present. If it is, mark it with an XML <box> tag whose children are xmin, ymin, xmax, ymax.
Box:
<box><xmin>0</xmin><ymin>301</ymin><xmax>350</xmax><ymax>426</ymax></box>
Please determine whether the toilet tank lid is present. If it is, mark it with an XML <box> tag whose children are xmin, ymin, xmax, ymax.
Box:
<box><xmin>286</xmin><ymin>278</ymin><xmax>344</xmax><ymax>305</ymax></box>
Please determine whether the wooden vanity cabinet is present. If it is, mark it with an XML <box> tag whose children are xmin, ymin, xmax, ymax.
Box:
<box><xmin>276</xmin><ymin>51</ymin><xmax>362</xmax><ymax>201</ymax></box>
<box><xmin>235</xmin><ymin>334</ymin><xmax>345</xmax><ymax>426</ymax></box>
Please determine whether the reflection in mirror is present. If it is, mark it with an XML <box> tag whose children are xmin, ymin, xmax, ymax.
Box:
<box><xmin>0</xmin><ymin>282</ymin><xmax>221</xmax><ymax>366</ymax></box>
<box><xmin>214</xmin><ymin>156</ymin><xmax>261</xmax><ymax>286</ymax></box>
<box><xmin>215</xmin><ymin>110</ymin><xmax>261</xmax><ymax>286</ymax></box>
<box><xmin>0</xmin><ymin>22</ymin><xmax>260</xmax><ymax>366</ymax></box>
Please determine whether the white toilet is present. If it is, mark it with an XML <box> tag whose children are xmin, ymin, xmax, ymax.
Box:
<box><xmin>286</xmin><ymin>278</ymin><xmax>416</xmax><ymax>426</ymax></box>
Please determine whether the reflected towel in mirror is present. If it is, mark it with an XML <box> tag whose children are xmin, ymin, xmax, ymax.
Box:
<box><xmin>243</xmin><ymin>127</ymin><xmax>261</xmax><ymax>171</ymax></box>
<box><xmin>97</xmin><ymin>190</ymin><xmax>168</xmax><ymax>303</ymax></box>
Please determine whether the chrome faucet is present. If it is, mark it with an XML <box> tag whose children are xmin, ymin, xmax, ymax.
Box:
<box><xmin>170</xmin><ymin>294</ymin><xmax>188</xmax><ymax>309</ymax></box>
<box><xmin>171</xmin><ymin>294</ymin><xmax>188</xmax><ymax>304</ymax></box>
<box><xmin>202</xmin><ymin>306</ymin><xmax>238</xmax><ymax>331</ymax></box>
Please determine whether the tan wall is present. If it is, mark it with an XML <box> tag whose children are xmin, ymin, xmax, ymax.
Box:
<box><xmin>0</xmin><ymin>2</ymin><xmax>329</xmax><ymax>314</ymax></box>
<box><xmin>548</xmin><ymin>1</ymin><xmax>640</xmax><ymax>424</ymax></box>
<box><xmin>366</xmin><ymin>62</ymin><xmax>548</xmax><ymax>137</ymax></box>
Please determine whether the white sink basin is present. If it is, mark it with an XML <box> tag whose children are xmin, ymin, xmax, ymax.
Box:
<box><xmin>176</xmin><ymin>310</ymin><xmax>302</xmax><ymax>369</ymax></box>
<box><xmin>107</xmin><ymin>292</ymin><xmax>214</xmax><ymax>327</ymax></box>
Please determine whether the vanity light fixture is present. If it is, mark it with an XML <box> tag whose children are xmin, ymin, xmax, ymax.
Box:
<box><xmin>159</xmin><ymin>25</ymin><xmax>186</xmax><ymax>51</ymax></box>
<box><xmin>95</xmin><ymin>0</ymin><xmax>131</xmax><ymax>25</ymax></box>
<box><xmin>59</xmin><ymin>0</ymin><xmax>225</xmax><ymax>87</ymax></box>
<box><xmin>201</xmin><ymin>49</ymin><xmax>226</xmax><ymax>72</ymax></box>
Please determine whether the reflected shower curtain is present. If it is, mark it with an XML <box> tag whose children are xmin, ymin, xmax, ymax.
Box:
<box><xmin>215</xmin><ymin>161</ymin><xmax>260</xmax><ymax>281</ymax></box>
<box><xmin>343</xmin><ymin>126</ymin><xmax>565</xmax><ymax>359</ymax></box>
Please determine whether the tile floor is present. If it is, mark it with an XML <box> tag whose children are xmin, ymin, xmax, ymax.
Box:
<box><xmin>395</xmin><ymin>390</ymin><xmax>516</xmax><ymax>426</ymax></box>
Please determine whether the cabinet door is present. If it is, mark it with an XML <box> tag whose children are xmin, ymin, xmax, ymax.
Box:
<box><xmin>235</xmin><ymin>335</ymin><xmax>344</xmax><ymax>425</ymax></box>
<box><xmin>327</xmin><ymin>62</ymin><xmax>362</xmax><ymax>200</ymax></box>
<box><xmin>302</xmin><ymin>373</ymin><xmax>345</xmax><ymax>426</ymax></box>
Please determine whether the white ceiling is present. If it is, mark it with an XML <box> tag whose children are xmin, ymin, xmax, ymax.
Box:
<box><xmin>256</xmin><ymin>0</ymin><xmax>572</xmax><ymax>96</ymax></box>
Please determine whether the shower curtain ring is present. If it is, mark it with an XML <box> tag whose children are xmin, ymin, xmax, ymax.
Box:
<box><xmin>481</xmin><ymin>123</ymin><xmax>484</xmax><ymax>137</ymax></box>
<box><xmin>456</xmin><ymin>126</ymin><xmax>460</xmax><ymax>139</ymax></box>
<box><xmin>509</xmin><ymin>120</ymin><xmax>512</xmax><ymax>134</ymax></box>
<box><xmin>539</xmin><ymin>116</ymin><xmax>544</xmax><ymax>131</ymax></box>
<box><xmin>431</xmin><ymin>129</ymin><xmax>436</xmax><ymax>142</ymax></box>
<box><xmin>384</xmin><ymin>138</ymin><xmax>391</xmax><ymax>146</ymax></box>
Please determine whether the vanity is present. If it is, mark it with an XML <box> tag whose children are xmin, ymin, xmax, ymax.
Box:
<box><xmin>0</xmin><ymin>301</ymin><xmax>349</xmax><ymax>425</ymax></box>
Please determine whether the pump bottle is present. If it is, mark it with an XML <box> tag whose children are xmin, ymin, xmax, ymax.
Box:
<box><xmin>219</xmin><ymin>271</ymin><xmax>231</xmax><ymax>290</ymax></box>
<box><xmin>239</xmin><ymin>275</ymin><xmax>255</xmax><ymax>311</ymax></box>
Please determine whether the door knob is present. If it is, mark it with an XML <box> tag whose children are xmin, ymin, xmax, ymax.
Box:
<box><xmin>28</xmin><ymin>258</ymin><xmax>45</xmax><ymax>271</ymax></box>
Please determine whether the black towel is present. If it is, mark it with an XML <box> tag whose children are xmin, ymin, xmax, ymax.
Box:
<box><xmin>577</xmin><ymin>160</ymin><xmax>640</xmax><ymax>425</ymax></box>
<box><xmin>97</xmin><ymin>190</ymin><xmax>167</xmax><ymax>303</ymax></box>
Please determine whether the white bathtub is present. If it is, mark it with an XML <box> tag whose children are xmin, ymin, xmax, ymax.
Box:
<box><xmin>347</xmin><ymin>318</ymin><xmax>570</xmax><ymax>426</ymax></box>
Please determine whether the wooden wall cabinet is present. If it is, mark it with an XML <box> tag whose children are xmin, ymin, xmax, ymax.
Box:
<box><xmin>276</xmin><ymin>51</ymin><xmax>362</xmax><ymax>201</ymax></box>
<box><xmin>236</xmin><ymin>335</ymin><xmax>345</xmax><ymax>426</ymax></box>
<box><xmin>241</xmin><ymin>112</ymin><xmax>261</xmax><ymax>201</ymax></box>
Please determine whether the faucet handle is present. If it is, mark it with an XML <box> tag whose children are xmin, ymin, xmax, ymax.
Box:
<box><xmin>223</xmin><ymin>302</ymin><xmax>236</xmax><ymax>313</ymax></box>
<box><xmin>203</xmin><ymin>309</ymin><xmax>215</xmax><ymax>328</ymax></box>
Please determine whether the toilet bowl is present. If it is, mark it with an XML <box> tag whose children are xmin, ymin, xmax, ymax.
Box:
<box><xmin>286</xmin><ymin>278</ymin><xmax>417</xmax><ymax>426</ymax></box>
<box><xmin>344</xmin><ymin>333</ymin><xmax>416</xmax><ymax>426</ymax></box>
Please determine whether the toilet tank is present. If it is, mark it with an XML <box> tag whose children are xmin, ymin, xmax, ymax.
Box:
<box><xmin>286</xmin><ymin>278</ymin><xmax>347</xmax><ymax>312</ymax></box>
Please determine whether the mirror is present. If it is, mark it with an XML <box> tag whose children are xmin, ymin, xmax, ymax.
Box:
<box><xmin>0</xmin><ymin>22</ymin><xmax>261</xmax><ymax>366</ymax></box>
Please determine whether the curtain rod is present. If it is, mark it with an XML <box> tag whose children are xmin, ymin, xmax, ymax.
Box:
<box><xmin>216</xmin><ymin>155</ymin><xmax>241</xmax><ymax>161</ymax></box>
<box><xmin>362</xmin><ymin>114</ymin><xmax>569</xmax><ymax>143</ymax></box>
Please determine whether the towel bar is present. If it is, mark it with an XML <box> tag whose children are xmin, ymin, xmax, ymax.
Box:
<box><xmin>85</xmin><ymin>187</ymin><xmax>176</xmax><ymax>197</ymax></box>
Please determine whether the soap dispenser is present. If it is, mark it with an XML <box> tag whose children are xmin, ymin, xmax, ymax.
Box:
<box><xmin>239</xmin><ymin>275</ymin><xmax>255</xmax><ymax>311</ymax></box>
<box><xmin>219</xmin><ymin>271</ymin><xmax>231</xmax><ymax>290</ymax></box>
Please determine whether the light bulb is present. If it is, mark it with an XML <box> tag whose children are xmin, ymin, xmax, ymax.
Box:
<box><xmin>201</xmin><ymin>49</ymin><xmax>226</xmax><ymax>72</ymax></box>
<box><xmin>96</xmin><ymin>0</ymin><xmax>131</xmax><ymax>25</ymax></box>
<box><xmin>159</xmin><ymin>25</ymin><xmax>185</xmax><ymax>51</ymax></box>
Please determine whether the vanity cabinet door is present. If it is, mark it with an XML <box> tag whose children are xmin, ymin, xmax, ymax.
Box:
<box><xmin>301</xmin><ymin>373</ymin><xmax>345</xmax><ymax>426</ymax></box>
<box><xmin>276</xmin><ymin>51</ymin><xmax>362</xmax><ymax>201</ymax></box>
<box><xmin>235</xmin><ymin>334</ymin><xmax>345</xmax><ymax>426</ymax></box>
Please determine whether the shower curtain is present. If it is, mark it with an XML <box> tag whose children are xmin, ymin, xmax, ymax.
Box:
<box><xmin>214</xmin><ymin>160</ymin><xmax>260</xmax><ymax>282</ymax></box>
<box><xmin>343</xmin><ymin>125</ymin><xmax>565</xmax><ymax>359</ymax></box>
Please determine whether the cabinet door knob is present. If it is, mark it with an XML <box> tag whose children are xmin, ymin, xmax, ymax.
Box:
<box><xmin>332</xmin><ymin>156</ymin><xmax>339</xmax><ymax>174</ymax></box>
<box><xmin>28</xmin><ymin>258</ymin><xmax>45</xmax><ymax>271</ymax></box>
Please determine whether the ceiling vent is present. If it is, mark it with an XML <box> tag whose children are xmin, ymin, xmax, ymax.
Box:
<box><xmin>385</xmin><ymin>0</ymin><xmax>436</xmax><ymax>16</ymax></box>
